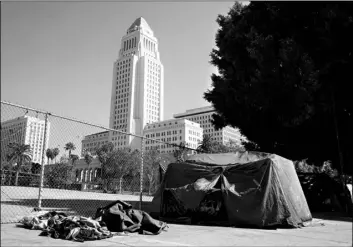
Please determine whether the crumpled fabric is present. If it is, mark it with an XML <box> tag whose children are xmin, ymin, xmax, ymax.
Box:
<box><xmin>18</xmin><ymin>210</ymin><xmax>53</xmax><ymax>230</ymax></box>
<box><xmin>19</xmin><ymin>211</ymin><xmax>116</xmax><ymax>243</ymax></box>
<box><xmin>95</xmin><ymin>200</ymin><xmax>168</xmax><ymax>235</ymax></box>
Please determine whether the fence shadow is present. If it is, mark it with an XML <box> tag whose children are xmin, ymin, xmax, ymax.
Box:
<box><xmin>1</xmin><ymin>198</ymin><xmax>155</xmax><ymax>218</ymax></box>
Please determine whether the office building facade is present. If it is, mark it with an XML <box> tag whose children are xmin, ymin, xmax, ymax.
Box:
<box><xmin>173</xmin><ymin>106</ymin><xmax>243</xmax><ymax>146</ymax></box>
<box><xmin>143</xmin><ymin>119</ymin><xmax>202</xmax><ymax>153</ymax></box>
<box><xmin>108</xmin><ymin>17</ymin><xmax>164</xmax><ymax>150</ymax></box>
<box><xmin>1</xmin><ymin>115</ymin><xmax>50</xmax><ymax>164</ymax></box>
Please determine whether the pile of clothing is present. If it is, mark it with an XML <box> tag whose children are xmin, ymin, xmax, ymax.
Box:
<box><xmin>19</xmin><ymin>211</ymin><xmax>117</xmax><ymax>242</ymax></box>
<box><xmin>18</xmin><ymin>200</ymin><xmax>168</xmax><ymax>242</ymax></box>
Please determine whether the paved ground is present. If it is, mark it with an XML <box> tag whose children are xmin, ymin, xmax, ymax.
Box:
<box><xmin>1</xmin><ymin>217</ymin><xmax>352</xmax><ymax>246</ymax></box>
<box><xmin>1</xmin><ymin>186</ymin><xmax>152</xmax><ymax>223</ymax></box>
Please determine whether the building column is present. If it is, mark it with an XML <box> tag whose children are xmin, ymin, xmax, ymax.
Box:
<box><xmin>89</xmin><ymin>169</ymin><xmax>92</xmax><ymax>182</ymax></box>
<box><xmin>94</xmin><ymin>169</ymin><xmax>98</xmax><ymax>180</ymax></box>
<box><xmin>84</xmin><ymin>169</ymin><xmax>88</xmax><ymax>182</ymax></box>
<box><xmin>80</xmin><ymin>169</ymin><xmax>84</xmax><ymax>182</ymax></box>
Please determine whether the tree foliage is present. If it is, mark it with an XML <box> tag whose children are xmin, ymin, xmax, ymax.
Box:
<box><xmin>64</xmin><ymin>142</ymin><xmax>76</xmax><ymax>157</ymax></box>
<box><xmin>197</xmin><ymin>134</ymin><xmax>245</xmax><ymax>154</ymax></box>
<box><xmin>173</xmin><ymin>142</ymin><xmax>191</xmax><ymax>162</ymax></box>
<box><xmin>205</xmin><ymin>2</ymin><xmax>353</xmax><ymax>173</ymax></box>
<box><xmin>294</xmin><ymin>159</ymin><xmax>339</xmax><ymax>178</ymax></box>
<box><xmin>46</xmin><ymin>148</ymin><xmax>54</xmax><ymax>164</ymax></box>
<box><xmin>69</xmin><ymin>154</ymin><xmax>79</xmax><ymax>166</ymax></box>
<box><xmin>143</xmin><ymin>147</ymin><xmax>161</xmax><ymax>195</ymax></box>
<box><xmin>6</xmin><ymin>143</ymin><xmax>32</xmax><ymax>186</ymax></box>
<box><xmin>96</xmin><ymin>143</ymin><xmax>141</xmax><ymax>192</ymax></box>
<box><xmin>52</xmin><ymin>148</ymin><xmax>60</xmax><ymax>163</ymax></box>
<box><xmin>44</xmin><ymin>162</ymin><xmax>75</xmax><ymax>189</ymax></box>
<box><xmin>83</xmin><ymin>150</ymin><xmax>93</xmax><ymax>167</ymax></box>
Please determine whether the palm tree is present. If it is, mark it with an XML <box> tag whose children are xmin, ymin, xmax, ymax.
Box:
<box><xmin>52</xmin><ymin>147</ymin><xmax>60</xmax><ymax>164</ymax></box>
<box><xmin>70</xmin><ymin>154</ymin><xmax>79</xmax><ymax>166</ymax></box>
<box><xmin>197</xmin><ymin>134</ymin><xmax>216</xmax><ymax>153</ymax></box>
<box><xmin>6</xmin><ymin>143</ymin><xmax>32</xmax><ymax>186</ymax></box>
<box><xmin>46</xmin><ymin>148</ymin><xmax>54</xmax><ymax>165</ymax></box>
<box><xmin>64</xmin><ymin>142</ymin><xmax>76</xmax><ymax>158</ymax></box>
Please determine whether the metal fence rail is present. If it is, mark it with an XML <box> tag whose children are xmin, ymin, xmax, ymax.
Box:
<box><xmin>1</xmin><ymin>100</ymin><xmax>199</xmax><ymax>223</ymax></box>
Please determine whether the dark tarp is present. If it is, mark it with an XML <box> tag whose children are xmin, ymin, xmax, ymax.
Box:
<box><xmin>95</xmin><ymin>200</ymin><xmax>168</xmax><ymax>235</ymax></box>
<box><xmin>154</xmin><ymin>151</ymin><xmax>312</xmax><ymax>228</ymax></box>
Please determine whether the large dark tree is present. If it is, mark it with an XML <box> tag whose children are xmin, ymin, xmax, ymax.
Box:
<box><xmin>204</xmin><ymin>2</ymin><xmax>353</xmax><ymax>174</ymax></box>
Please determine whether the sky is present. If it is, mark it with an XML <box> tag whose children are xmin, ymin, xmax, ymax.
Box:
<box><xmin>2</xmin><ymin>1</ymin><xmax>236</xmax><ymax>122</ymax></box>
<box><xmin>1</xmin><ymin>1</ymin><xmax>237</xmax><ymax>156</ymax></box>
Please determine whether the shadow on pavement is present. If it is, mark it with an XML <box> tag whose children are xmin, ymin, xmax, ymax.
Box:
<box><xmin>1</xmin><ymin>199</ymin><xmax>155</xmax><ymax>218</ymax></box>
<box><xmin>312</xmin><ymin>212</ymin><xmax>353</xmax><ymax>222</ymax></box>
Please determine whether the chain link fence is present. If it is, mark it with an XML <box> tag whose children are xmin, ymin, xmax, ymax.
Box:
<box><xmin>1</xmin><ymin>100</ymin><xmax>200</xmax><ymax>223</ymax></box>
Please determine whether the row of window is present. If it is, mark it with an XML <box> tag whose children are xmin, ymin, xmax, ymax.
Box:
<box><xmin>144</xmin><ymin>38</ymin><xmax>156</xmax><ymax>52</ymax></box>
<box><xmin>114</xmin><ymin>141</ymin><xmax>127</xmax><ymax>147</ymax></box>
<box><xmin>113</xmin><ymin>126</ymin><xmax>127</xmax><ymax>132</ymax></box>
<box><xmin>112</xmin><ymin>135</ymin><xmax>127</xmax><ymax>141</ymax></box>
<box><xmin>123</xmin><ymin>37</ymin><xmax>137</xmax><ymax>51</ymax></box>
<box><xmin>112</xmin><ymin>127</ymin><xmax>128</xmax><ymax>134</ymax></box>
<box><xmin>117</xmin><ymin>62</ymin><xmax>130</xmax><ymax>70</ymax></box>
<box><xmin>117</xmin><ymin>59</ymin><xmax>131</xmax><ymax>66</ymax></box>
<box><xmin>145</xmin><ymin>129</ymin><xmax>182</xmax><ymax>139</ymax></box>
<box><xmin>115</xmin><ymin>110</ymin><xmax>127</xmax><ymax>119</ymax></box>
<box><xmin>115</xmin><ymin>103</ymin><xmax>129</xmax><ymax>109</ymax></box>
<box><xmin>116</xmin><ymin>90</ymin><xmax>129</xmax><ymax>97</ymax></box>
<box><xmin>116</xmin><ymin>83</ymin><xmax>129</xmax><ymax>90</ymax></box>
<box><xmin>83</xmin><ymin>140</ymin><xmax>108</xmax><ymax>148</ymax></box>
<box><xmin>115</xmin><ymin>113</ymin><xmax>128</xmax><ymax>120</ymax></box>
<box><xmin>188</xmin><ymin>130</ymin><xmax>201</xmax><ymax>137</ymax></box>
<box><xmin>114</xmin><ymin>118</ymin><xmax>127</xmax><ymax>124</ymax></box>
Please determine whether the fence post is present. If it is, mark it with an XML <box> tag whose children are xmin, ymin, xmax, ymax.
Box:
<box><xmin>37</xmin><ymin>113</ymin><xmax>49</xmax><ymax>209</ymax></box>
<box><xmin>139</xmin><ymin>137</ymin><xmax>145</xmax><ymax>210</ymax></box>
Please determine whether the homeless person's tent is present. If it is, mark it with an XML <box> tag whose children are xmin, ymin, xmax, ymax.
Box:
<box><xmin>152</xmin><ymin>151</ymin><xmax>312</xmax><ymax>228</ymax></box>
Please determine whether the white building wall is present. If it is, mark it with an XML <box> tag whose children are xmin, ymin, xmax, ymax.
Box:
<box><xmin>143</xmin><ymin>119</ymin><xmax>202</xmax><ymax>153</ymax></box>
<box><xmin>173</xmin><ymin>106</ymin><xmax>243</xmax><ymax>146</ymax></box>
<box><xmin>108</xmin><ymin>17</ymin><xmax>164</xmax><ymax>150</ymax></box>
<box><xmin>1</xmin><ymin>115</ymin><xmax>51</xmax><ymax>164</ymax></box>
<box><xmin>81</xmin><ymin>131</ymin><xmax>109</xmax><ymax>156</ymax></box>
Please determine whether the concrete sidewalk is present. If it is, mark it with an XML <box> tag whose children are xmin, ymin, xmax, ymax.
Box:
<box><xmin>1</xmin><ymin>218</ymin><xmax>352</xmax><ymax>246</ymax></box>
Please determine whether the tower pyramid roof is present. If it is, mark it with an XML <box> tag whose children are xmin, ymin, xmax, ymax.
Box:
<box><xmin>127</xmin><ymin>17</ymin><xmax>153</xmax><ymax>33</ymax></box>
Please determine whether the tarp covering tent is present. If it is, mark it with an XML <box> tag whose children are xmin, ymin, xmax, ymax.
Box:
<box><xmin>152</xmin><ymin>151</ymin><xmax>312</xmax><ymax>228</ymax></box>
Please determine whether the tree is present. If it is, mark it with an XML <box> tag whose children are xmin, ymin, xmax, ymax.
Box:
<box><xmin>31</xmin><ymin>163</ymin><xmax>41</xmax><ymax>174</ymax></box>
<box><xmin>52</xmin><ymin>148</ymin><xmax>60</xmax><ymax>163</ymax></box>
<box><xmin>84</xmin><ymin>150</ymin><xmax>93</xmax><ymax>168</ymax></box>
<box><xmin>104</xmin><ymin>148</ymin><xmax>138</xmax><ymax>193</ymax></box>
<box><xmin>197</xmin><ymin>134</ymin><xmax>244</xmax><ymax>154</ymax></box>
<box><xmin>70</xmin><ymin>154</ymin><xmax>79</xmax><ymax>166</ymax></box>
<box><xmin>204</xmin><ymin>2</ymin><xmax>353</xmax><ymax>173</ymax></box>
<box><xmin>226</xmin><ymin>139</ymin><xmax>245</xmax><ymax>152</ymax></box>
<box><xmin>64</xmin><ymin>142</ymin><xmax>76</xmax><ymax>158</ymax></box>
<box><xmin>96</xmin><ymin>142</ymin><xmax>114</xmax><ymax>165</ymax></box>
<box><xmin>143</xmin><ymin>147</ymin><xmax>161</xmax><ymax>195</ymax></box>
<box><xmin>197</xmin><ymin>134</ymin><xmax>217</xmax><ymax>153</ymax></box>
<box><xmin>45</xmin><ymin>148</ymin><xmax>54</xmax><ymax>165</ymax></box>
<box><xmin>173</xmin><ymin>142</ymin><xmax>190</xmax><ymax>162</ymax></box>
<box><xmin>45</xmin><ymin>162</ymin><xmax>74</xmax><ymax>189</ymax></box>
<box><xmin>6</xmin><ymin>143</ymin><xmax>32</xmax><ymax>186</ymax></box>
<box><xmin>96</xmin><ymin>142</ymin><xmax>115</xmax><ymax>188</ymax></box>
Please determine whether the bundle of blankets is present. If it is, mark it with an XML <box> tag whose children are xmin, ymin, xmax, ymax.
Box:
<box><xmin>18</xmin><ymin>200</ymin><xmax>168</xmax><ymax>243</ymax></box>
